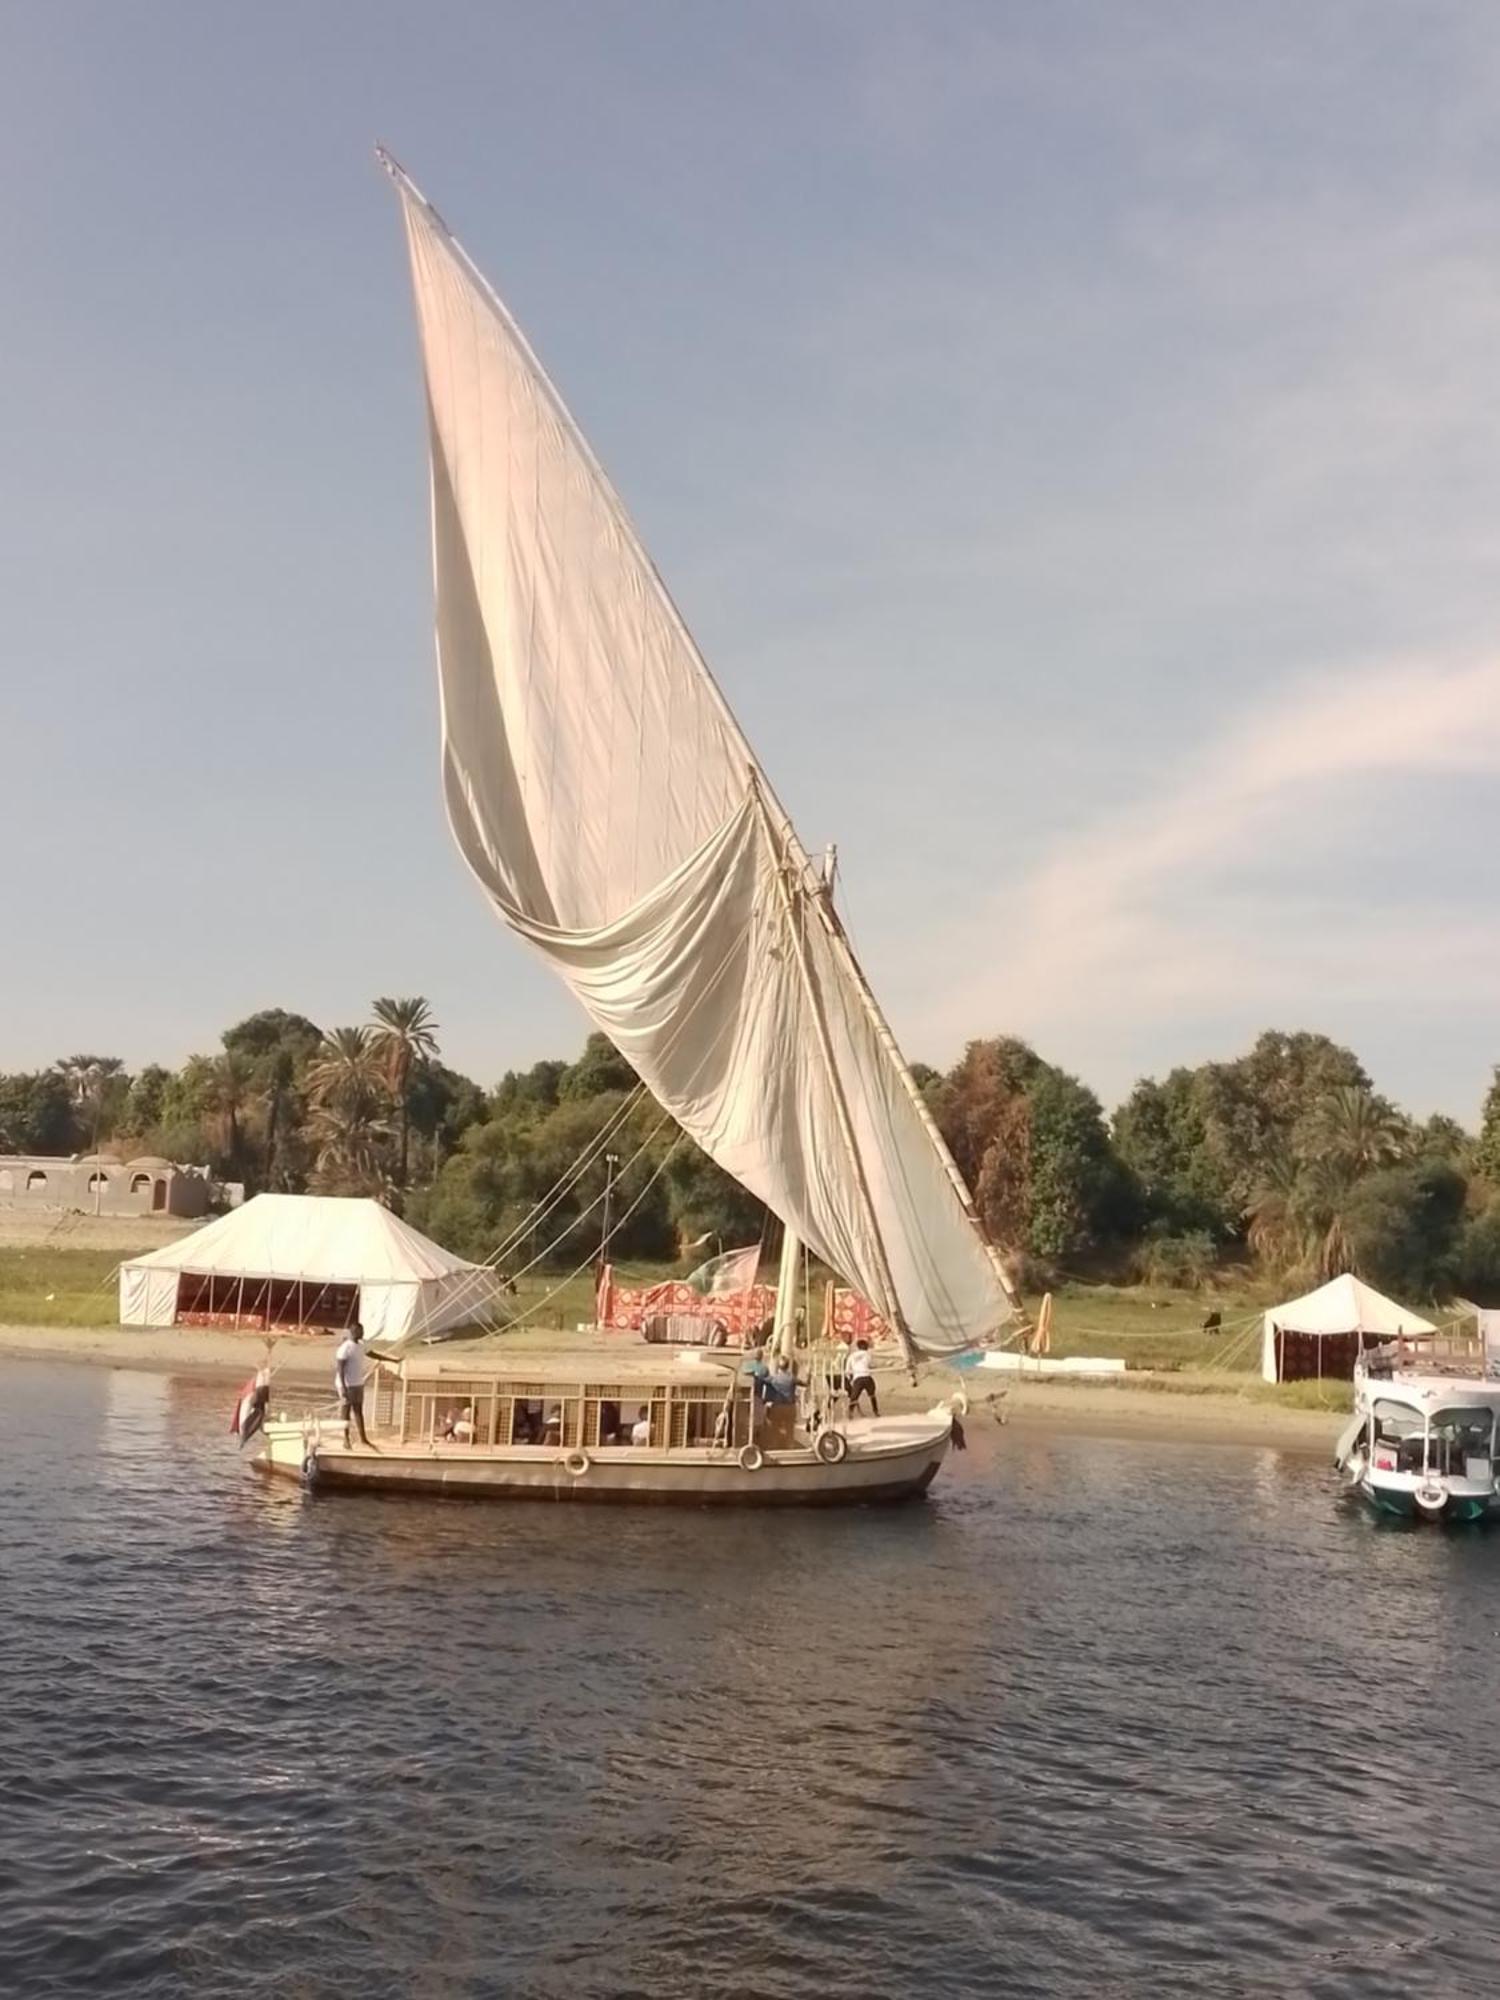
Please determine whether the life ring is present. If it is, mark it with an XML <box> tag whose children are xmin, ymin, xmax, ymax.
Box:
<box><xmin>563</xmin><ymin>1449</ymin><xmax>591</xmax><ymax>1478</ymax></box>
<box><xmin>1414</xmin><ymin>1479</ymin><xmax>1448</xmax><ymax>1515</ymax></box>
<box><xmin>738</xmin><ymin>1444</ymin><xmax>765</xmax><ymax>1472</ymax></box>
<box><xmin>815</xmin><ymin>1428</ymin><xmax>849</xmax><ymax>1465</ymax></box>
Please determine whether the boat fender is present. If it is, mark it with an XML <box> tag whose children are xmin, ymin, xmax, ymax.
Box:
<box><xmin>815</xmin><ymin>1429</ymin><xmax>849</xmax><ymax>1465</ymax></box>
<box><xmin>301</xmin><ymin>1450</ymin><xmax>320</xmax><ymax>1487</ymax></box>
<box><xmin>738</xmin><ymin>1444</ymin><xmax>765</xmax><ymax>1472</ymax></box>
<box><xmin>563</xmin><ymin>1448</ymin><xmax>591</xmax><ymax>1478</ymax></box>
<box><xmin>950</xmin><ymin>1389</ymin><xmax>969</xmax><ymax>1418</ymax></box>
<box><xmin>1414</xmin><ymin>1479</ymin><xmax>1448</xmax><ymax>1514</ymax></box>
<box><xmin>950</xmin><ymin>1413</ymin><xmax>967</xmax><ymax>1452</ymax></box>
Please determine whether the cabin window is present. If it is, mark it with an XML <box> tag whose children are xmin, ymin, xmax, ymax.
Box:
<box><xmin>130</xmin><ymin>1173</ymin><xmax>152</xmax><ymax>1195</ymax></box>
<box><xmin>1372</xmin><ymin>1399</ymin><xmax>1421</xmax><ymax>1441</ymax></box>
<box><xmin>509</xmin><ymin>1384</ymin><xmax>546</xmax><ymax>1444</ymax></box>
<box><xmin>1427</xmin><ymin>1406</ymin><xmax>1496</xmax><ymax>1477</ymax></box>
<box><xmin>671</xmin><ymin>1392</ymin><xmax>736</xmax><ymax>1448</ymax></box>
<box><xmin>87</xmin><ymin>1172</ymin><xmax>109</xmax><ymax>1194</ymax></box>
<box><xmin>584</xmin><ymin>1390</ymin><xmax>629</xmax><ymax>1447</ymax></box>
<box><xmin>26</xmin><ymin>1170</ymin><xmax>48</xmax><ymax>1192</ymax></box>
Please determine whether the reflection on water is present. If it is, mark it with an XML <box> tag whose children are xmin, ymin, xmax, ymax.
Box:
<box><xmin>2</xmin><ymin>1360</ymin><xmax>1499</xmax><ymax>1997</ymax></box>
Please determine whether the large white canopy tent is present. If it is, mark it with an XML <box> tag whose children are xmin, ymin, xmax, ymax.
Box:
<box><xmin>1261</xmin><ymin>1273</ymin><xmax>1435</xmax><ymax>1384</ymax></box>
<box><xmin>119</xmin><ymin>1194</ymin><xmax>501</xmax><ymax>1346</ymax></box>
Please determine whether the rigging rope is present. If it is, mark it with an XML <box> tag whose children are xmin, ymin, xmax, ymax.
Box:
<box><xmin>403</xmin><ymin>892</ymin><xmax>768</xmax><ymax>1340</ymax></box>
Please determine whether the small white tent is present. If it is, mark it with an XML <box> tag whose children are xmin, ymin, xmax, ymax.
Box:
<box><xmin>119</xmin><ymin>1193</ymin><xmax>501</xmax><ymax>1345</ymax></box>
<box><xmin>1261</xmin><ymin>1273</ymin><xmax>1435</xmax><ymax>1384</ymax></box>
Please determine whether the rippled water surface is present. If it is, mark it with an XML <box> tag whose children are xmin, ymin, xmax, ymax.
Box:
<box><xmin>4</xmin><ymin>1361</ymin><xmax>1500</xmax><ymax>1997</ymax></box>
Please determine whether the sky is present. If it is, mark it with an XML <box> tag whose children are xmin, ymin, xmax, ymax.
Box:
<box><xmin>4</xmin><ymin>1</ymin><xmax>1500</xmax><ymax>1121</ymax></box>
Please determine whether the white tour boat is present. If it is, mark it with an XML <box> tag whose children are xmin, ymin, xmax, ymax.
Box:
<box><xmin>1334</xmin><ymin>1330</ymin><xmax>1500</xmax><ymax>1524</ymax></box>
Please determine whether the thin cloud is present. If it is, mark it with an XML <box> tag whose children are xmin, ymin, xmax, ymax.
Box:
<box><xmin>918</xmin><ymin>654</ymin><xmax>1500</xmax><ymax>1074</ymax></box>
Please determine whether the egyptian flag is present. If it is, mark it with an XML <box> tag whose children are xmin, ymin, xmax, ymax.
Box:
<box><xmin>231</xmin><ymin>1369</ymin><xmax>270</xmax><ymax>1449</ymax></box>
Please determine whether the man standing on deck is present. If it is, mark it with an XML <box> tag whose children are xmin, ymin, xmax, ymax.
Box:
<box><xmin>334</xmin><ymin>1323</ymin><xmax>375</xmax><ymax>1449</ymax></box>
<box><xmin>846</xmin><ymin>1337</ymin><xmax>879</xmax><ymax>1417</ymax></box>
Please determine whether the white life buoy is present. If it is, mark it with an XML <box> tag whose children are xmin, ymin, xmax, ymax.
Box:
<box><xmin>563</xmin><ymin>1449</ymin><xmax>591</xmax><ymax>1478</ymax></box>
<box><xmin>738</xmin><ymin>1444</ymin><xmax>765</xmax><ymax>1473</ymax></box>
<box><xmin>1414</xmin><ymin>1479</ymin><xmax>1448</xmax><ymax>1514</ymax></box>
<box><xmin>815</xmin><ymin>1428</ymin><xmax>849</xmax><ymax>1465</ymax></box>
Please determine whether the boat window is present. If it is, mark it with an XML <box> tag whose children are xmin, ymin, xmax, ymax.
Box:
<box><xmin>1428</xmin><ymin>1406</ymin><xmax>1495</xmax><ymax>1440</ymax></box>
<box><xmin>672</xmin><ymin>1391</ymin><xmax>736</xmax><ymax>1448</ymax></box>
<box><xmin>1372</xmin><ymin>1399</ymin><xmax>1422</xmax><ymax>1441</ymax></box>
<box><xmin>1425</xmin><ymin>1406</ymin><xmax>1495</xmax><ymax>1477</ymax></box>
<box><xmin>584</xmin><ymin>1391</ymin><xmax>628</xmax><ymax>1447</ymax></box>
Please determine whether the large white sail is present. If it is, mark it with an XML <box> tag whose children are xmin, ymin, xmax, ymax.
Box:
<box><xmin>387</xmin><ymin>160</ymin><xmax>1014</xmax><ymax>1361</ymax></box>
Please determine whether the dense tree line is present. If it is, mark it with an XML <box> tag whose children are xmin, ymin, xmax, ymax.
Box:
<box><xmin>4</xmin><ymin>1014</ymin><xmax>1500</xmax><ymax>1303</ymax></box>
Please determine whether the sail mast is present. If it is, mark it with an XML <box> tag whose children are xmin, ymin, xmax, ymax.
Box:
<box><xmin>754</xmin><ymin>783</ymin><xmax>910</xmax><ymax>1360</ymax></box>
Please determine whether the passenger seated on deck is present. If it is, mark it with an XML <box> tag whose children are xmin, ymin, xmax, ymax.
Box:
<box><xmin>542</xmin><ymin>1405</ymin><xmax>563</xmax><ymax>1447</ymax></box>
<box><xmin>441</xmin><ymin>1404</ymin><xmax>476</xmax><ymax>1444</ymax></box>
<box><xmin>630</xmin><ymin>1405</ymin><xmax>651</xmax><ymax>1446</ymax></box>
<box><xmin>599</xmin><ymin>1399</ymin><xmax>622</xmax><ymax>1444</ymax></box>
<box><xmin>514</xmin><ymin>1398</ymin><xmax>544</xmax><ymax>1444</ymax></box>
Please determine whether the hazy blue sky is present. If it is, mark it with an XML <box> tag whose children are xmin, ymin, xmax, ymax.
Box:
<box><xmin>5</xmin><ymin>2</ymin><xmax>1500</xmax><ymax>1118</ymax></box>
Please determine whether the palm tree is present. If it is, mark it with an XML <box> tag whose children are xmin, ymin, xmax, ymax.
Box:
<box><xmin>256</xmin><ymin>1047</ymin><xmax>300</xmax><ymax>1191</ymax></box>
<box><xmin>1246</xmin><ymin>1156</ymin><xmax>1306</xmax><ymax>1273</ymax></box>
<box><xmin>202</xmin><ymin>1053</ymin><xmax>254</xmax><ymax>1174</ymax></box>
<box><xmin>370</xmin><ymin>997</ymin><xmax>440</xmax><ymax>1189</ymax></box>
<box><xmin>1297</xmin><ymin>1158</ymin><xmax>1362</xmax><ymax>1281</ymax></box>
<box><xmin>1304</xmin><ymin>1086</ymin><xmax>1405</xmax><ymax>1178</ymax></box>
<box><xmin>308</xmin><ymin>1100</ymin><xmax>391</xmax><ymax>1198</ymax></box>
<box><xmin>306</xmin><ymin>1027</ymin><xmax>388</xmax><ymax>1117</ymax></box>
<box><xmin>57</xmin><ymin>1054</ymin><xmax>126</xmax><ymax>1155</ymax></box>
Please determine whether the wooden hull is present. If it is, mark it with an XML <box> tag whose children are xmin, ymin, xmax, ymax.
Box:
<box><xmin>258</xmin><ymin>1415</ymin><xmax>950</xmax><ymax>1508</ymax></box>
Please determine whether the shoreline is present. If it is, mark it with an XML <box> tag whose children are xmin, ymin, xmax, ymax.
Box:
<box><xmin>0</xmin><ymin>1322</ymin><xmax>1342</xmax><ymax>1452</ymax></box>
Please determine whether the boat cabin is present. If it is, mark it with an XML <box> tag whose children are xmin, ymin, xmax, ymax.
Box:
<box><xmin>370</xmin><ymin>1351</ymin><xmax>794</xmax><ymax>1453</ymax></box>
<box><xmin>1364</xmin><ymin>1393</ymin><xmax>1499</xmax><ymax>1483</ymax></box>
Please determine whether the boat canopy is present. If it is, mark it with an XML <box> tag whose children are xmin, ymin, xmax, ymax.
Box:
<box><xmin>385</xmin><ymin>160</ymin><xmax>1014</xmax><ymax>1363</ymax></box>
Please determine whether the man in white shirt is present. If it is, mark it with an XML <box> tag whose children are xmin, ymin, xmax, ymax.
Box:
<box><xmin>846</xmin><ymin>1337</ymin><xmax>879</xmax><ymax>1417</ymax></box>
<box><xmin>334</xmin><ymin>1323</ymin><xmax>375</xmax><ymax>1448</ymax></box>
<box><xmin>630</xmin><ymin>1404</ymin><xmax>652</xmax><ymax>1446</ymax></box>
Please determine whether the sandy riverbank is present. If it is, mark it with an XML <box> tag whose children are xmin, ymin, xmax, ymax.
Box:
<box><xmin>0</xmin><ymin>1321</ymin><xmax>1343</xmax><ymax>1451</ymax></box>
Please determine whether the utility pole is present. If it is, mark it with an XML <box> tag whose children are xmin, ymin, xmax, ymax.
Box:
<box><xmin>600</xmin><ymin>1151</ymin><xmax>620</xmax><ymax>1270</ymax></box>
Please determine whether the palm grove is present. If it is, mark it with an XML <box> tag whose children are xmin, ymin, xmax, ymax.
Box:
<box><xmin>4</xmin><ymin>1012</ymin><xmax>1500</xmax><ymax>1303</ymax></box>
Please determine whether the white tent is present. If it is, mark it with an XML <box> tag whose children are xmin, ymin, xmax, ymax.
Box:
<box><xmin>1261</xmin><ymin>1273</ymin><xmax>1435</xmax><ymax>1383</ymax></box>
<box><xmin>119</xmin><ymin>1193</ymin><xmax>502</xmax><ymax>1345</ymax></box>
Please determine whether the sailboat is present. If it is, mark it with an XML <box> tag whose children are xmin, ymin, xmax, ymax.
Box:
<box><xmin>254</xmin><ymin>154</ymin><xmax>1023</xmax><ymax>1504</ymax></box>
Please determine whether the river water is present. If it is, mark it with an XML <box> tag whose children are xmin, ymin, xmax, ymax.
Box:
<box><xmin>1</xmin><ymin>1359</ymin><xmax>1497</xmax><ymax>1998</ymax></box>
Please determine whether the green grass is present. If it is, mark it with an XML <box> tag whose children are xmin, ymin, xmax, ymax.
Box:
<box><xmin>0</xmin><ymin>1245</ymin><xmax>139</xmax><ymax>1327</ymax></box>
<box><xmin>1039</xmin><ymin>1282</ymin><xmax>1269</xmax><ymax>1373</ymax></box>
